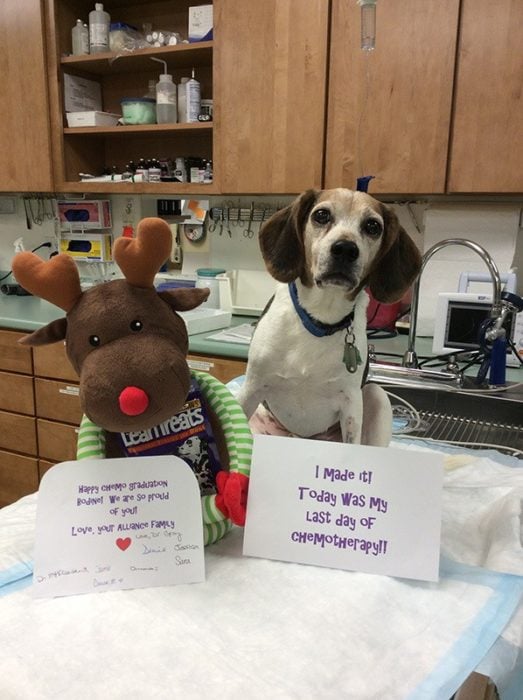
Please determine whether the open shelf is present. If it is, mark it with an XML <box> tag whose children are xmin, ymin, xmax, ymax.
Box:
<box><xmin>64</xmin><ymin>123</ymin><xmax>212</xmax><ymax>136</ymax></box>
<box><xmin>60</xmin><ymin>42</ymin><xmax>213</xmax><ymax>75</ymax></box>
<box><xmin>59</xmin><ymin>181</ymin><xmax>219</xmax><ymax>195</ymax></box>
<box><xmin>48</xmin><ymin>0</ymin><xmax>215</xmax><ymax>193</ymax></box>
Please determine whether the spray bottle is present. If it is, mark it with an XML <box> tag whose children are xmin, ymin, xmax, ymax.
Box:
<box><xmin>152</xmin><ymin>58</ymin><xmax>177</xmax><ymax>124</ymax></box>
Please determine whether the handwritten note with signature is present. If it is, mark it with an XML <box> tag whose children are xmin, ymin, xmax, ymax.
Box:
<box><xmin>34</xmin><ymin>456</ymin><xmax>205</xmax><ymax>598</ymax></box>
<box><xmin>243</xmin><ymin>436</ymin><xmax>444</xmax><ymax>582</ymax></box>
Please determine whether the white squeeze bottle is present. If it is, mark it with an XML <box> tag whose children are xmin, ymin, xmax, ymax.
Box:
<box><xmin>155</xmin><ymin>61</ymin><xmax>177</xmax><ymax>124</ymax></box>
<box><xmin>89</xmin><ymin>3</ymin><xmax>110</xmax><ymax>54</ymax></box>
<box><xmin>72</xmin><ymin>19</ymin><xmax>89</xmax><ymax>55</ymax></box>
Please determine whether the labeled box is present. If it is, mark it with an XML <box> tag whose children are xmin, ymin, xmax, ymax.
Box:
<box><xmin>63</xmin><ymin>74</ymin><xmax>102</xmax><ymax>112</ymax></box>
<box><xmin>66</xmin><ymin>111</ymin><xmax>120</xmax><ymax>128</ymax></box>
<box><xmin>188</xmin><ymin>5</ymin><xmax>213</xmax><ymax>42</ymax></box>
<box><xmin>60</xmin><ymin>233</ymin><xmax>112</xmax><ymax>262</ymax></box>
<box><xmin>58</xmin><ymin>200</ymin><xmax>112</xmax><ymax>229</ymax></box>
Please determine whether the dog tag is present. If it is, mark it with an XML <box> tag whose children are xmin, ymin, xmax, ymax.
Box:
<box><xmin>343</xmin><ymin>340</ymin><xmax>362</xmax><ymax>374</ymax></box>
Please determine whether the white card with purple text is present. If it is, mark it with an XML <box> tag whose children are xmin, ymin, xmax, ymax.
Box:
<box><xmin>34</xmin><ymin>456</ymin><xmax>205</xmax><ymax>598</ymax></box>
<box><xmin>243</xmin><ymin>436</ymin><xmax>444</xmax><ymax>582</ymax></box>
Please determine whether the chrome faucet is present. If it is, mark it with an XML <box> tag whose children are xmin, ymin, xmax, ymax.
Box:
<box><xmin>403</xmin><ymin>238</ymin><xmax>502</xmax><ymax>368</ymax></box>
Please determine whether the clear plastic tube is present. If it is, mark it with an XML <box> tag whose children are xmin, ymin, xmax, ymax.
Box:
<box><xmin>358</xmin><ymin>0</ymin><xmax>377</xmax><ymax>51</ymax></box>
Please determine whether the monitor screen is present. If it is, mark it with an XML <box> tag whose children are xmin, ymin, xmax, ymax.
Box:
<box><xmin>445</xmin><ymin>301</ymin><xmax>513</xmax><ymax>349</ymax></box>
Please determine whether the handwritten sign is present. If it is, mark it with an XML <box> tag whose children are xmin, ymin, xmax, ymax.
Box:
<box><xmin>243</xmin><ymin>436</ymin><xmax>444</xmax><ymax>582</ymax></box>
<box><xmin>34</xmin><ymin>456</ymin><xmax>205</xmax><ymax>598</ymax></box>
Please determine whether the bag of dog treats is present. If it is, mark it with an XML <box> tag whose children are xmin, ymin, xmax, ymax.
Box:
<box><xmin>115</xmin><ymin>378</ymin><xmax>221</xmax><ymax>495</ymax></box>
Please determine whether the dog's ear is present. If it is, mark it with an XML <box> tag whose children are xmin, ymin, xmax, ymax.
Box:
<box><xmin>367</xmin><ymin>205</ymin><xmax>422</xmax><ymax>303</ymax></box>
<box><xmin>259</xmin><ymin>189</ymin><xmax>318</xmax><ymax>283</ymax></box>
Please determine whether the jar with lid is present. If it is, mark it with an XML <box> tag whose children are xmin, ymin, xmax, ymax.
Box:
<box><xmin>195</xmin><ymin>268</ymin><xmax>226</xmax><ymax>309</ymax></box>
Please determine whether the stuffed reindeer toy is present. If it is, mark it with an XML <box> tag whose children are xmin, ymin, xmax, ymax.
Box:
<box><xmin>12</xmin><ymin>218</ymin><xmax>251</xmax><ymax>544</ymax></box>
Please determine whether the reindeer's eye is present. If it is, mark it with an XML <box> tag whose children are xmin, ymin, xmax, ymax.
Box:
<box><xmin>89</xmin><ymin>335</ymin><xmax>100</xmax><ymax>347</ymax></box>
<box><xmin>130</xmin><ymin>320</ymin><xmax>143</xmax><ymax>332</ymax></box>
<box><xmin>312</xmin><ymin>208</ymin><xmax>332</xmax><ymax>225</ymax></box>
<box><xmin>363</xmin><ymin>219</ymin><xmax>383</xmax><ymax>237</ymax></box>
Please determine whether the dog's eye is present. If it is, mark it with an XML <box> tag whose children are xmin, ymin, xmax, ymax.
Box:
<box><xmin>363</xmin><ymin>219</ymin><xmax>382</xmax><ymax>237</ymax></box>
<box><xmin>89</xmin><ymin>335</ymin><xmax>100</xmax><ymax>347</ymax></box>
<box><xmin>312</xmin><ymin>208</ymin><xmax>332</xmax><ymax>225</ymax></box>
<box><xmin>130</xmin><ymin>320</ymin><xmax>143</xmax><ymax>332</ymax></box>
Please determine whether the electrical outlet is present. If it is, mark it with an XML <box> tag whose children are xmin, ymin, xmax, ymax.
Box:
<box><xmin>0</xmin><ymin>196</ymin><xmax>16</xmax><ymax>215</ymax></box>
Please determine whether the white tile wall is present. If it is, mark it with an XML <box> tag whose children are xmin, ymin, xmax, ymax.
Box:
<box><xmin>0</xmin><ymin>194</ymin><xmax>521</xmax><ymax>309</ymax></box>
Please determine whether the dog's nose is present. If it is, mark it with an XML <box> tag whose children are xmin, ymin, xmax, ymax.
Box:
<box><xmin>119</xmin><ymin>386</ymin><xmax>150</xmax><ymax>416</ymax></box>
<box><xmin>330</xmin><ymin>240</ymin><xmax>359</xmax><ymax>262</ymax></box>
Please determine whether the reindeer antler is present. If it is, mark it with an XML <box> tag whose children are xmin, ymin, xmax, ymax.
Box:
<box><xmin>12</xmin><ymin>253</ymin><xmax>83</xmax><ymax>312</ymax></box>
<box><xmin>113</xmin><ymin>217</ymin><xmax>173</xmax><ymax>288</ymax></box>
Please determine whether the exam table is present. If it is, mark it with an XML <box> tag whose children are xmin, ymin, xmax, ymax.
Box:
<box><xmin>1</xmin><ymin>441</ymin><xmax>522</xmax><ymax>700</ymax></box>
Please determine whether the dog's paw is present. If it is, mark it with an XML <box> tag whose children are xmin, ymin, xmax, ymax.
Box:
<box><xmin>215</xmin><ymin>471</ymin><xmax>249</xmax><ymax>526</ymax></box>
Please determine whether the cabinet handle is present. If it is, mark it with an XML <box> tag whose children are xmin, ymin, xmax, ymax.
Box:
<box><xmin>59</xmin><ymin>386</ymin><xmax>80</xmax><ymax>396</ymax></box>
<box><xmin>187</xmin><ymin>359</ymin><xmax>214</xmax><ymax>372</ymax></box>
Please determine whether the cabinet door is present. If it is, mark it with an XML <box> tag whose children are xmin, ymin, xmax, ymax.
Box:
<box><xmin>37</xmin><ymin>419</ymin><xmax>79</xmax><ymax>463</ymax></box>
<box><xmin>0</xmin><ymin>411</ymin><xmax>37</xmax><ymax>455</ymax></box>
<box><xmin>187</xmin><ymin>354</ymin><xmax>246</xmax><ymax>383</ymax></box>
<box><xmin>325</xmin><ymin>0</ymin><xmax>459</xmax><ymax>194</ymax></box>
<box><xmin>0</xmin><ymin>0</ymin><xmax>53</xmax><ymax>191</ymax></box>
<box><xmin>447</xmin><ymin>0</ymin><xmax>523</xmax><ymax>193</ymax></box>
<box><xmin>0</xmin><ymin>450</ymin><xmax>39</xmax><ymax>507</ymax></box>
<box><xmin>0</xmin><ymin>330</ymin><xmax>33</xmax><ymax>374</ymax></box>
<box><xmin>214</xmin><ymin>0</ymin><xmax>329</xmax><ymax>193</ymax></box>
<box><xmin>33</xmin><ymin>342</ymin><xmax>78</xmax><ymax>382</ymax></box>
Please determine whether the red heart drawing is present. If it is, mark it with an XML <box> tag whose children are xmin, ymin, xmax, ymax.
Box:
<box><xmin>116</xmin><ymin>537</ymin><xmax>132</xmax><ymax>551</ymax></box>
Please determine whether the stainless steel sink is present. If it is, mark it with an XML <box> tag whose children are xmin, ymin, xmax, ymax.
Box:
<box><xmin>375</xmin><ymin>383</ymin><xmax>523</xmax><ymax>457</ymax></box>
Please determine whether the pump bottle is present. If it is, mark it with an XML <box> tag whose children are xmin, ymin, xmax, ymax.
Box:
<box><xmin>89</xmin><ymin>3</ymin><xmax>110</xmax><ymax>54</ymax></box>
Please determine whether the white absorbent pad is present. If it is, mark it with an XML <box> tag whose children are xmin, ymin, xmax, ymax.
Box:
<box><xmin>0</xmin><ymin>452</ymin><xmax>522</xmax><ymax>700</ymax></box>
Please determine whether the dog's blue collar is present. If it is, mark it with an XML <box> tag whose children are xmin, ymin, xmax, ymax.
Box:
<box><xmin>288</xmin><ymin>281</ymin><xmax>355</xmax><ymax>337</ymax></box>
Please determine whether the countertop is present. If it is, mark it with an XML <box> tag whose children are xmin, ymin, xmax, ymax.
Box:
<box><xmin>0</xmin><ymin>292</ymin><xmax>521</xmax><ymax>381</ymax></box>
<box><xmin>0</xmin><ymin>291</ymin><xmax>253</xmax><ymax>361</ymax></box>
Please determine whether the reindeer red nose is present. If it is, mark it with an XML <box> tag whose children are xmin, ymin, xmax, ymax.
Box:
<box><xmin>119</xmin><ymin>386</ymin><xmax>149</xmax><ymax>416</ymax></box>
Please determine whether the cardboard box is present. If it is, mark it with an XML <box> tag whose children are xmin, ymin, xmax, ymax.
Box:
<box><xmin>188</xmin><ymin>5</ymin><xmax>213</xmax><ymax>42</ymax></box>
<box><xmin>63</xmin><ymin>74</ymin><xmax>102</xmax><ymax>112</ymax></box>
<box><xmin>58</xmin><ymin>200</ymin><xmax>112</xmax><ymax>230</ymax></box>
<box><xmin>59</xmin><ymin>233</ymin><xmax>112</xmax><ymax>262</ymax></box>
<box><xmin>66</xmin><ymin>111</ymin><xmax>120</xmax><ymax>127</ymax></box>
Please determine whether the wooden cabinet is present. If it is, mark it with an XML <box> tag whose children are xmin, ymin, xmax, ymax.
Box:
<box><xmin>447</xmin><ymin>0</ymin><xmax>523</xmax><ymax>193</ymax></box>
<box><xmin>325</xmin><ymin>0</ymin><xmax>459</xmax><ymax>194</ymax></box>
<box><xmin>188</xmin><ymin>353</ymin><xmax>246</xmax><ymax>383</ymax></box>
<box><xmin>44</xmin><ymin>0</ymin><xmax>215</xmax><ymax>194</ymax></box>
<box><xmin>0</xmin><ymin>331</ymin><xmax>38</xmax><ymax>507</ymax></box>
<box><xmin>0</xmin><ymin>451</ymin><xmax>39</xmax><ymax>509</ymax></box>
<box><xmin>0</xmin><ymin>0</ymin><xmax>54</xmax><ymax>192</ymax></box>
<box><xmin>325</xmin><ymin>0</ymin><xmax>522</xmax><ymax>195</ymax></box>
<box><xmin>0</xmin><ymin>332</ymin><xmax>81</xmax><ymax>507</ymax></box>
<box><xmin>214</xmin><ymin>0</ymin><xmax>329</xmax><ymax>193</ymax></box>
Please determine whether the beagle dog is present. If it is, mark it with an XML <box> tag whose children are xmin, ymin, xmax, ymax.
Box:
<box><xmin>238</xmin><ymin>188</ymin><xmax>422</xmax><ymax>447</ymax></box>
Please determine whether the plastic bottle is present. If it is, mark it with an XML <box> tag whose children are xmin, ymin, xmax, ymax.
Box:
<box><xmin>89</xmin><ymin>3</ymin><xmax>110</xmax><ymax>54</ymax></box>
<box><xmin>72</xmin><ymin>19</ymin><xmax>90</xmax><ymax>56</ymax></box>
<box><xmin>156</xmin><ymin>73</ymin><xmax>177</xmax><ymax>124</ymax></box>
<box><xmin>173</xmin><ymin>157</ymin><xmax>187</xmax><ymax>183</ymax></box>
<box><xmin>179</xmin><ymin>69</ymin><xmax>201</xmax><ymax>123</ymax></box>
<box><xmin>143</xmin><ymin>79</ymin><xmax>157</xmax><ymax>123</ymax></box>
<box><xmin>177</xmin><ymin>77</ymin><xmax>189</xmax><ymax>123</ymax></box>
